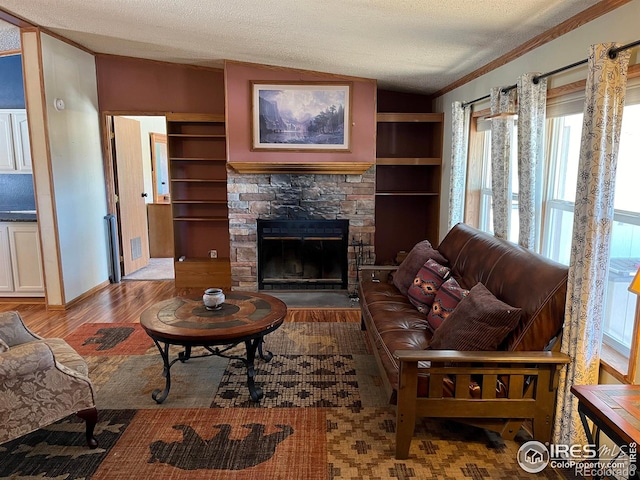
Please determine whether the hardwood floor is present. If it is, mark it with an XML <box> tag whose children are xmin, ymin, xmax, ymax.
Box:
<box><xmin>0</xmin><ymin>281</ymin><xmax>360</xmax><ymax>337</ymax></box>
<box><xmin>286</xmin><ymin>308</ymin><xmax>360</xmax><ymax>323</ymax></box>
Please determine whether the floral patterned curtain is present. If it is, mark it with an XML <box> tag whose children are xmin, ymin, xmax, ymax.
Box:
<box><xmin>448</xmin><ymin>101</ymin><xmax>471</xmax><ymax>229</ymax></box>
<box><xmin>517</xmin><ymin>73</ymin><xmax>547</xmax><ymax>250</ymax></box>
<box><xmin>554</xmin><ymin>43</ymin><xmax>631</xmax><ymax>446</ymax></box>
<box><xmin>490</xmin><ymin>86</ymin><xmax>516</xmax><ymax>239</ymax></box>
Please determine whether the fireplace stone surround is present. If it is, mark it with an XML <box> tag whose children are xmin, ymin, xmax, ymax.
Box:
<box><xmin>228</xmin><ymin>168</ymin><xmax>376</xmax><ymax>292</ymax></box>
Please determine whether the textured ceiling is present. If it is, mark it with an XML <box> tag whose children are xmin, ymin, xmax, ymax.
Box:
<box><xmin>0</xmin><ymin>19</ymin><xmax>18</xmax><ymax>51</ymax></box>
<box><xmin>0</xmin><ymin>0</ymin><xmax>603</xmax><ymax>94</ymax></box>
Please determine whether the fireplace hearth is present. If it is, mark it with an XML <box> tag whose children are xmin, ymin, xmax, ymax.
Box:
<box><xmin>257</xmin><ymin>219</ymin><xmax>349</xmax><ymax>290</ymax></box>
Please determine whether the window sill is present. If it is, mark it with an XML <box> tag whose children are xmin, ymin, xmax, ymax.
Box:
<box><xmin>600</xmin><ymin>344</ymin><xmax>630</xmax><ymax>384</ymax></box>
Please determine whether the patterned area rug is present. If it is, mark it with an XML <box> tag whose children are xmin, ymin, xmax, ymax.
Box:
<box><xmin>0</xmin><ymin>322</ymin><xmax>568</xmax><ymax>479</ymax></box>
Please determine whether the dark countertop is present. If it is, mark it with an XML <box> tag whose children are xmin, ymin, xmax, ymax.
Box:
<box><xmin>0</xmin><ymin>211</ymin><xmax>37</xmax><ymax>222</ymax></box>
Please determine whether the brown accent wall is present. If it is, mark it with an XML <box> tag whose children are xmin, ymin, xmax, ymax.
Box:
<box><xmin>95</xmin><ymin>55</ymin><xmax>224</xmax><ymax>114</ymax></box>
<box><xmin>225</xmin><ymin>61</ymin><xmax>376</xmax><ymax>167</ymax></box>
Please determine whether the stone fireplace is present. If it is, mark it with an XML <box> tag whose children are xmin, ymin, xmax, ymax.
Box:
<box><xmin>227</xmin><ymin>168</ymin><xmax>375</xmax><ymax>293</ymax></box>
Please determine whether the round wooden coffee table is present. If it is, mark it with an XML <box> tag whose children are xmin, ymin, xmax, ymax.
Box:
<box><xmin>140</xmin><ymin>291</ymin><xmax>287</xmax><ymax>403</ymax></box>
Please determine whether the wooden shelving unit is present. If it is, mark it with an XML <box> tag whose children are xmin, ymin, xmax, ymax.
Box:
<box><xmin>166</xmin><ymin>113</ymin><xmax>231</xmax><ymax>288</ymax></box>
<box><xmin>375</xmin><ymin>108</ymin><xmax>443</xmax><ymax>264</ymax></box>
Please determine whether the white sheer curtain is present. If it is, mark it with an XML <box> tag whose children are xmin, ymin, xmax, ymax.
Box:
<box><xmin>516</xmin><ymin>73</ymin><xmax>547</xmax><ymax>250</ymax></box>
<box><xmin>489</xmin><ymin>86</ymin><xmax>516</xmax><ymax>240</ymax></box>
<box><xmin>448</xmin><ymin>101</ymin><xmax>471</xmax><ymax>229</ymax></box>
<box><xmin>553</xmin><ymin>43</ymin><xmax>631</xmax><ymax>446</ymax></box>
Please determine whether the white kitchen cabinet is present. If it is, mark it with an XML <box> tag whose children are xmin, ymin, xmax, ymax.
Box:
<box><xmin>11</xmin><ymin>112</ymin><xmax>32</xmax><ymax>172</ymax></box>
<box><xmin>0</xmin><ymin>223</ymin><xmax>44</xmax><ymax>296</ymax></box>
<box><xmin>0</xmin><ymin>113</ymin><xmax>14</xmax><ymax>172</ymax></box>
<box><xmin>0</xmin><ymin>225</ymin><xmax>13</xmax><ymax>292</ymax></box>
<box><xmin>0</xmin><ymin>109</ymin><xmax>31</xmax><ymax>173</ymax></box>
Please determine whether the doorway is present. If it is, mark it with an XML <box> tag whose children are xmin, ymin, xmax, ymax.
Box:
<box><xmin>106</xmin><ymin>114</ymin><xmax>174</xmax><ymax>281</ymax></box>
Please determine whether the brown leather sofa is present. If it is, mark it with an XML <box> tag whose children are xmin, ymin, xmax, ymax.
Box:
<box><xmin>359</xmin><ymin>223</ymin><xmax>570</xmax><ymax>459</ymax></box>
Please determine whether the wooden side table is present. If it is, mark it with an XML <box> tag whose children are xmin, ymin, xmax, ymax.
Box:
<box><xmin>571</xmin><ymin>384</ymin><xmax>640</xmax><ymax>479</ymax></box>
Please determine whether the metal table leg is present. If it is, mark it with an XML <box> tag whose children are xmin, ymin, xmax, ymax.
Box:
<box><xmin>151</xmin><ymin>340</ymin><xmax>172</xmax><ymax>404</ymax></box>
<box><xmin>149</xmin><ymin>335</ymin><xmax>274</xmax><ymax>404</ymax></box>
<box><xmin>245</xmin><ymin>337</ymin><xmax>264</xmax><ymax>401</ymax></box>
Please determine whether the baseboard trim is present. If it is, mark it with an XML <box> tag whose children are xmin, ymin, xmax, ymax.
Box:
<box><xmin>0</xmin><ymin>296</ymin><xmax>45</xmax><ymax>304</ymax></box>
<box><xmin>47</xmin><ymin>280</ymin><xmax>111</xmax><ymax>310</ymax></box>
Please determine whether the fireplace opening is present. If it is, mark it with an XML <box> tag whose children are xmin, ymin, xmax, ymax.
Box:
<box><xmin>257</xmin><ymin>219</ymin><xmax>349</xmax><ymax>290</ymax></box>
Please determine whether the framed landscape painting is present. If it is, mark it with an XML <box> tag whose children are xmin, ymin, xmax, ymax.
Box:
<box><xmin>251</xmin><ymin>82</ymin><xmax>351</xmax><ymax>151</ymax></box>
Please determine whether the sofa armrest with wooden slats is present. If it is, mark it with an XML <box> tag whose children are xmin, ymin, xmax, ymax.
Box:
<box><xmin>394</xmin><ymin>349</ymin><xmax>569</xmax><ymax>459</ymax></box>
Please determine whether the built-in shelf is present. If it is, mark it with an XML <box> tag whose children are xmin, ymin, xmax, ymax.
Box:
<box><xmin>376</xmin><ymin>157</ymin><xmax>441</xmax><ymax>166</ymax></box>
<box><xmin>377</xmin><ymin>112</ymin><xmax>443</xmax><ymax>123</ymax></box>
<box><xmin>172</xmin><ymin>200</ymin><xmax>228</xmax><ymax>204</ymax></box>
<box><xmin>166</xmin><ymin>113</ymin><xmax>231</xmax><ymax>288</ymax></box>
<box><xmin>173</xmin><ymin>216</ymin><xmax>229</xmax><ymax>222</ymax></box>
<box><xmin>375</xmin><ymin>192</ymin><xmax>439</xmax><ymax>196</ymax></box>
<box><xmin>174</xmin><ymin>257</ymin><xmax>232</xmax><ymax>289</ymax></box>
<box><xmin>168</xmin><ymin>134</ymin><xmax>226</xmax><ymax>138</ymax></box>
<box><xmin>170</xmin><ymin>157</ymin><xmax>227</xmax><ymax>162</ymax></box>
<box><xmin>177</xmin><ymin>257</ymin><xmax>230</xmax><ymax>262</ymax></box>
<box><xmin>170</xmin><ymin>178</ymin><xmax>227</xmax><ymax>183</ymax></box>
<box><xmin>375</xmin><ymin>102</ymin><xmax>443</xmax><ymax>264</ymax></box>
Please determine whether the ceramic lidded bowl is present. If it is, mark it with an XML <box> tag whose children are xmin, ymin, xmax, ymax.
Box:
<box><xmin>203</xmin><ymin>288</ymin><xmax>225</xmax><ymax>310</ymax></box>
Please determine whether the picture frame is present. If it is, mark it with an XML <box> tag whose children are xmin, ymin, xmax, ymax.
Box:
<box><xmin>251</xmin><ymin>81</ymin><xmax>351</xmax><ymax>151</ymax></box>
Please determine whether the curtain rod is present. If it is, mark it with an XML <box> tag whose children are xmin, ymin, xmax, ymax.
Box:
<box><xmin>461</xmin><ymin>39</ymin><xmax>640</xmax><ymax>108</ymax></box>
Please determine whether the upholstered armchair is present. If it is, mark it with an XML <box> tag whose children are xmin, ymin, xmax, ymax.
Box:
<box><xmin>0</xmin><ymin>311</ymin><xmax>98</xmax><ymax>448</ymax></box>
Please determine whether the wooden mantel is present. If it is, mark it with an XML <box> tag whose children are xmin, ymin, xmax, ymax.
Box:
<box><xmin>228</xmin><ymin>161</ymin><xmax>373</xmax><ymax>175</ymax></box>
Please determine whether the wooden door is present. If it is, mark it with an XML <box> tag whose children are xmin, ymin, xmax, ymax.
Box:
<box><xmin>113</xmin><ymin>116</ymin><xmax>150</xmax><ymax>275</ymax></box>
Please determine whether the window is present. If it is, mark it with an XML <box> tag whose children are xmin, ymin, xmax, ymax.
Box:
<box><xmin>541</xmin><ymin>113</ymin><xmax>583</xmax><ymax>265</ymax></box>
<box><xmin>543</xmin><ymin>102</ymin><xmax>640</xmax><ymax>365</ymax></box>
<box><xmin>477</xmin><ymin>120</ymin><xmax>520</xmax><ymax>243</ymax></box>
<box><xmin>469</xmin><ymin>79</ymin><xmax>640</xmax><ymax>380</ymax></box>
